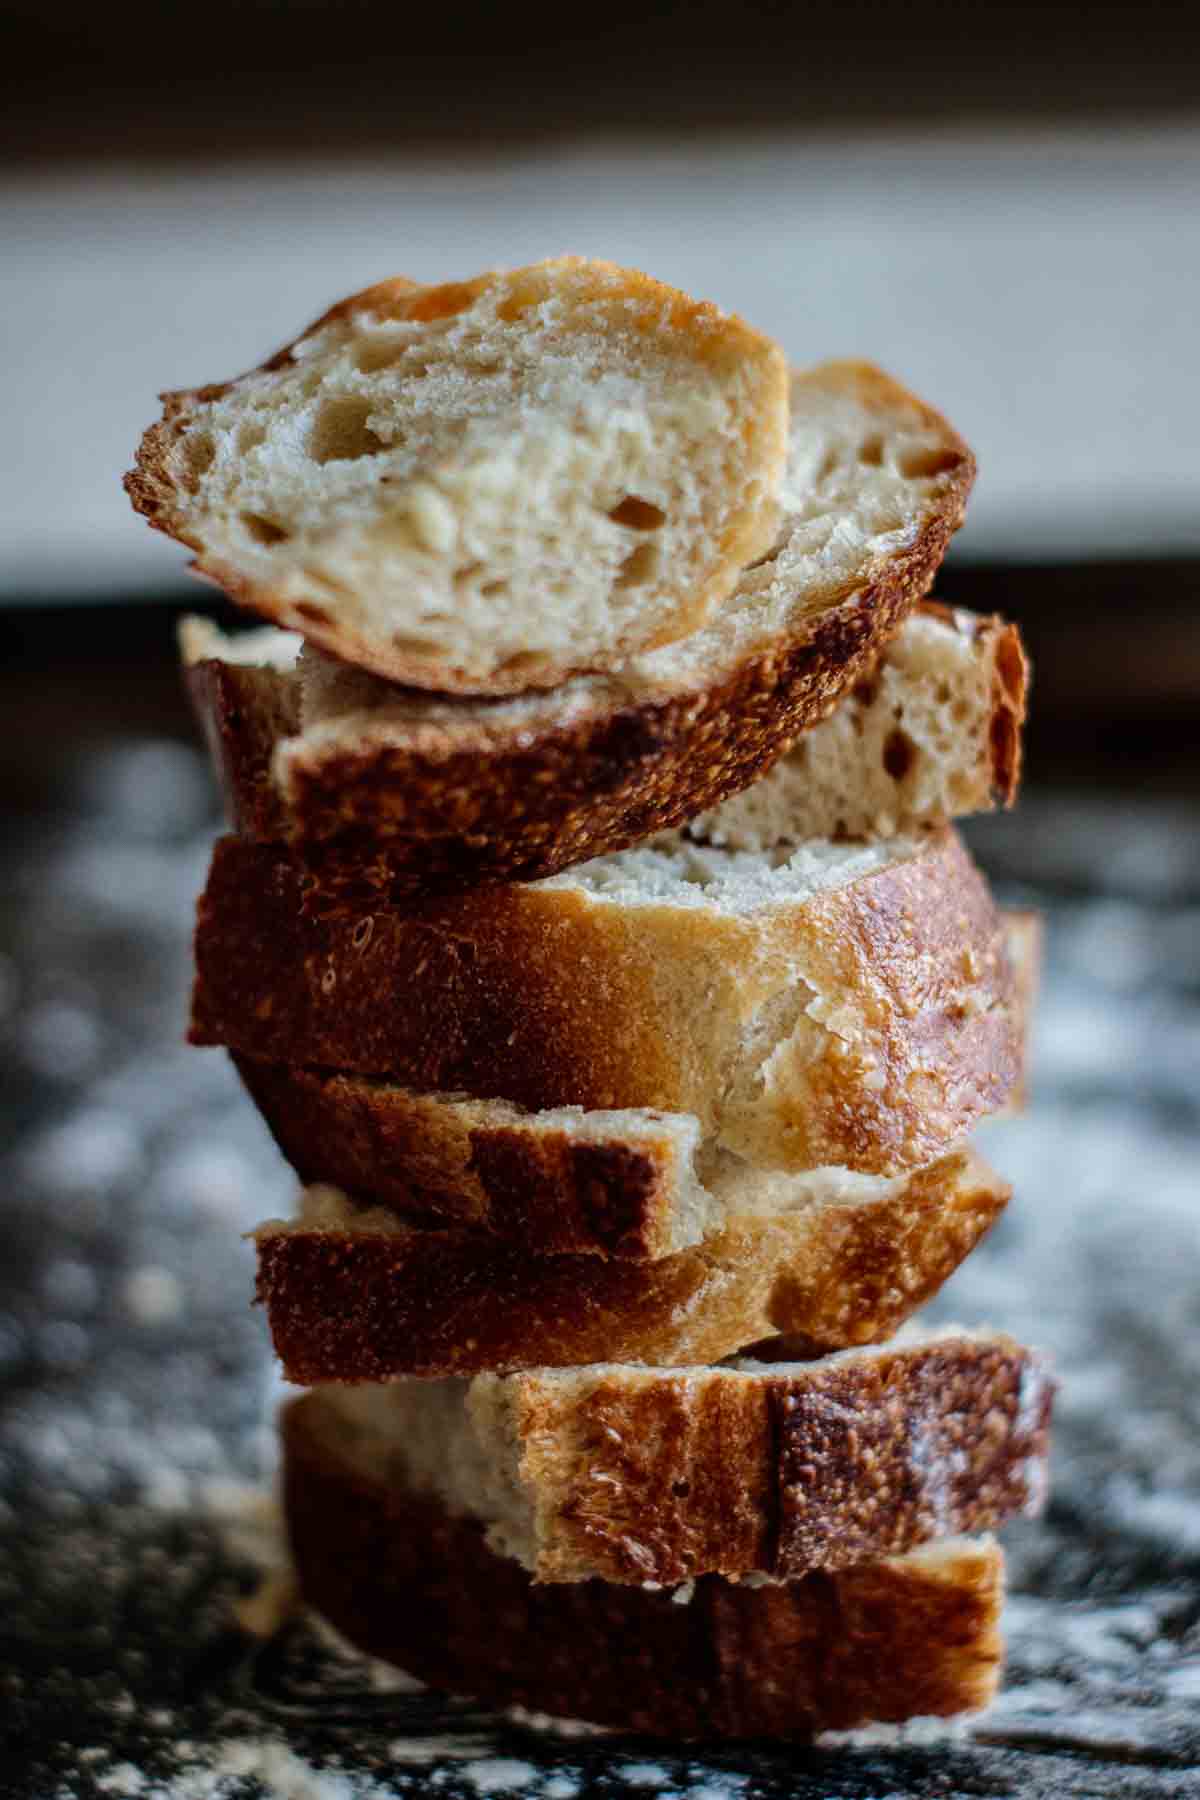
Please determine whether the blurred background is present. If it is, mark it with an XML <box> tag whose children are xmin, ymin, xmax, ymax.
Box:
<box><xmin>3</xmin><ymin>7</ymin><xmax>1200</xmax><ymax>1793</ymax></box>
<box><xmin>2</xmin><ymin>0</ymin><xmax>1199</xmax><ymax>803</ymax></box>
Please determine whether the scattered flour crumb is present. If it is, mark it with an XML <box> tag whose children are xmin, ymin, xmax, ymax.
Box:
<box><xmin>95</xmin><ymin>1765</ymin><xmax>146</xmax><ymax>1796</ymax></box>
<box><xmin>459</xmin><ymin>1759</ymin><xmax>540</xmax><ymax>1794</ymax></box>
<box><xmin>122</xmin><ymin>1266</ymin><xmax>185</xmax><ymax>1325</ymax></box>
<box><xmin>619</xmin><ymin>1764</ymin><xmax>671</xmax><ymax>1788</ymax></box>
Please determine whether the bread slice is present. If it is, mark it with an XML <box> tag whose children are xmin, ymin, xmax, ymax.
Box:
<box><xmin>284</xmin><ymin>1392</ymin><xmax>1005</xmax><ymax>1738</ymax></box>
<box><xmin>320</xmin><ymin>1327</ymin><xmax>1052</xmax><ymax>1586</ymax></box>
<box><xmin>682</xmin><ymin>602</ymin><xmax>1026</xmax><ymax>849</ymax></box>
<box><xmin>229</xmin><ymin>901</ymin><xmax>1036</xmax><ymax>1259</ymax></box>
<box><xmin>234</xmin><ymin>1061</ymin><xmax>714</xmax><ymax>1258</ymax></box>
<box><xmin>128</xmin><ymin>260</ymin><xmax>792</xmax><ymax>693</ymax></box>
<box><xmin>252</xmin><ymin>1145</ymin><xmax>1010</xmax><ymax>1380</ymax></box>
<box><xmin>193</xmin><ymin>825</ymin><xmax>1020</xmax><ymax>1176</ymax></box>
<box><xmin>179</xmin><ymin>354</ymin><xmax>976</xmax><ymax>893</ymax></box>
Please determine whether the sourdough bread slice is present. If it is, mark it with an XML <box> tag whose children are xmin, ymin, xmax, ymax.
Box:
<box><xmin>252</xmin><ymin>1146</ymin><xmax>1009</xmax><ymax>1380</ymax></box>
<box><xmin>284</xmin><ymin>1392</ymin><xmax>1005</xmax><ymax>1738</ymax></box>
<box><xmin>683</xmin><ymin>603</ymin><xmax>1026</xmax><ymax>849</ymax></box>
<box><xmin>194</xmin><ymin>825</ymin><xmax>1020</xmax><ymax>1176</ymax></box>
<box><xmin>319</xmin><ymin>1326</ymin><xmax>1052</xmax><ymax>1585</ymax></box>
<box><xmin>229</xmin><ymin>903</ymin><xmax>1036</xmax><ymax>1260</ymax></box>
<box><xmin>179</xmin><ymin>357</ymin><xmax>976</xmax><ymax>892</ymax></box>
<box><xmin>129</xmin><ymin>260</ymin><xmax>792</xmax><ymax>693</ymax></box>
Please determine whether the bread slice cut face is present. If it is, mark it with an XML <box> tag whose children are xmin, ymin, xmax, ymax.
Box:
<box><xmin>128</xmin><ymin>259</ymin><xmax>792</xmax><ymax>692</ymax></box>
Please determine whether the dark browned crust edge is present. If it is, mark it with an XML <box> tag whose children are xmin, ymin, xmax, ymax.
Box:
<box><xmin>252</xmin><ymin>1150</ymin><xmax>1010</xmax><ymax>1381</ymax></box>
<box><xmin>233</xmin><ymin>1054</ymin><xmax>687</xmax><ymax>1260</ymax></box>
<box><xmin>282</xmin><ymin>1393</ymin><xmax>1005</xmax><ymax>1740</ymax></box>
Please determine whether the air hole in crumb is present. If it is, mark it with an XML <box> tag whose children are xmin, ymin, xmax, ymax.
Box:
<box><xmin>851</xmin><ymin>676</ymin><xmax>879</xmax><ymax>708</ymax></box>
<box><xmin>351</xmin><ymin>917</ymin><xmax>375</xmax><ymax>950</ymax></box>
<box><xmin>237</xmin><ymin>422</ymin><xmax>267</xmax><ymax>453</ymax></box>
<box><xmin>352</xmin><ymin>336</ymin><xmax>408</xmax><ymax>375</ymax></box>
<box><xmin>309</xmin><ymin>395</ymin><xmax>385</xmax><ymax>464</ymax></box>
<box><xmin>608</xmin><ymin>495</ymin><xmax>667</xmax><ymax>531</ymax></box>
<box><xmin>186</xmin><ymin>435</ymin><xmax>217</xmax><ymax>480</ymax></box>
<box><xmin>241</xmin><ymin>512</ymin><xmax>290</xmax><ymax>546</ymax></box>
<box><xmin>857</xmin><ymin>435</ymin><xmax>885</xmax><ymax>467</ymax></box>
<box><xmin>936</xmin><ymin>681</ymin><xmax>952</xmax><ymax>704</ymax></box>
<box><xmin>882</xmin><ymin>727</ymin><xmax>916</xmax><ymax>781</ymax></box>
<box><xmin>496</xmin><ymin>650</ymin><xmax>550</xmax><ymax>680</ymax></box>
<box><xmin>480</xmin><ymin>580</ymin><xmax>507</xmax><ymax>598</ymax></box>
<box><xmin>292</xmin><ymin>601</ymin><xmax>332</xmax><ymax>625</ymax></box>
<box><xmin>814</xmin><ymin>449</ymin><xmax>840</xmax><ymax>484</ymax></box>
<box><xmin>672</xmin><ymin>1480</ymin><xmax>690</xmax><ymax>1497</ymax></box>
<box><xmin>615</xmin><ymin>541</ymin><xmax>660</xmax><ymax>589</ymax></box>
<box><xmin>390</xmin><ymin>635</ymin><xmax>445</xmax><ymax>658</ymax></box>
<box><xmin>897</xmin><ymin>445</ymin><xmax>963</xmax><ymax>480</ymax></box>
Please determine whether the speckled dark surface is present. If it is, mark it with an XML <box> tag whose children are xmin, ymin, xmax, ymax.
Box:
<box><xmin>2</xmin><ymin>744</ymin><xmax>1199</xmax><ymax>1798</ymax></box>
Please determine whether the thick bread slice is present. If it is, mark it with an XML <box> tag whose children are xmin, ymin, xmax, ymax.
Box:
<box><xmin>229</xmin><ymin>905</ymin><xmax>1036</xmax><ymax>1260</ymax></box>
<box><xmin>194</xmin><ymin>826</ymin><xmax>1020</xmax><ymax>1176</ymax></box>
<box><xmin>284</xmin><ymin>1394</ymin><xmax>1005</xmax><ymax>1739</ymax></box>
<box><xmin>128</xmin><ymin>260</ymin><xmax>791</xmax><ymax>693</ymax></box>
<box><xmin>179</xmin><ymin>358</ymin><xmax>975</xmax><ymax>891</ymax></box>
<box><xmin>252</xmin><ymin>1146</ymin><xmax>1010</xmax><ymax>1380</ymax></box>
<box><xmin>683</xmin><ymin>603</ymin><xmax>1026</xmax><ymax>849</ymax></box>
<box><xmin>320</xmin><ymin>1328</ymin><xmax>1052</xmax><ymax>1585</ymax></box>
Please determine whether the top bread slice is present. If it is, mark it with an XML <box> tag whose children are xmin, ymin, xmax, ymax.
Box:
<box><xmin>179</xmin><ymin>360</ymin><xmax>976</xmax><ymax>892</ymax></box>
<box><xmin>127</xmin><ymin>259</ymin><xmax>791</xmax><ymax>693</ymax></box>
<box><xmin>192</xmin><ymin>825</ymin><xmax>1020</xmax><ymax>1177</ymax></box>
<box><xmin>319</xmin><ymin>1326</ymin><xmax>1053</xmax><ymax>1586</ymax></box>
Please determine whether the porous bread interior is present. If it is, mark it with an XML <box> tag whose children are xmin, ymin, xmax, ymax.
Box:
<box><xmin>684</xmin><ymin>609</ymin><xmax>1002</xmax><ymax>848</ymax></box>
<box><xmin>181</xmin><ymin>357</ymin><xmax>969</xmax><ymax>762</ymax></box>
<box><xmin>318</xmin><ymin>1324</ymin><xmax>1009</xmax><ymax>1577</ymax></box>
<box><xmin>540</xmin><ymin>832</ymin><xmax>918</xmax><ymax>912</ymax></box>
<box><xmin>153</xmin><ymin>260</ymin><xmax>788</xmax><ymax>684</ymax></box>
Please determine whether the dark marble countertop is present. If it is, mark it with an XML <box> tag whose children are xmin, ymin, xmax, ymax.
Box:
<box><xmin>2</xmin><ymin>743</ymin><xmax>1199</xmax><ymax>1798</ymax></box>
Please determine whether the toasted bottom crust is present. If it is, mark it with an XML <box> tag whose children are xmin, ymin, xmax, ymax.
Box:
<box><xmin>283</xmin><ymin>1394</ymin><xmax>1005</xmax><ymax>1740</ymax></box>
<box><xmin>254</xmin><ymin>1148</ymin><xmax>1009</xmax><ymax>1381</ymax></box>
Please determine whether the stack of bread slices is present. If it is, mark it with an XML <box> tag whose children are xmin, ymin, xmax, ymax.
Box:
<box><xmin>128</xmin><ymin>259</ymin><xmax>1053</xmax><ymax>1742</ymax></box>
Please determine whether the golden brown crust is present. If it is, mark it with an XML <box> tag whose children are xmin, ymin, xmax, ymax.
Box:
<box><xmin>183</xmin><ymin>569</ymin><xmax>971</xmax><ymax>899</ymax></box>
<box><xmin>233</xmin><ymin>1055</ymin><xmax>694</xmax><ymax>1259</ymax></box>
<box><xmin>252</xmin><ymin>1148</ymin><xmax>1009</xmax><ymax>1380</ymax></box>
<box><xmin>504</xmin><ymin>1335</ymin><xmax>1052</xmax><ymax>1584</ymax></box>
<box><xmin>193</xmin><ymin>827</ymin><xmax>1020</xmax><ymax>1177</ymax></box>
<box><xmin>283</xmin><ymin>1393</ymin><xmax>1005</xmax><ymax>1739</ymax></box>
<box><xmin>128</xmin><ymin>261</ymin><xmax>791</xmax><ymax>694</ymax></box>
